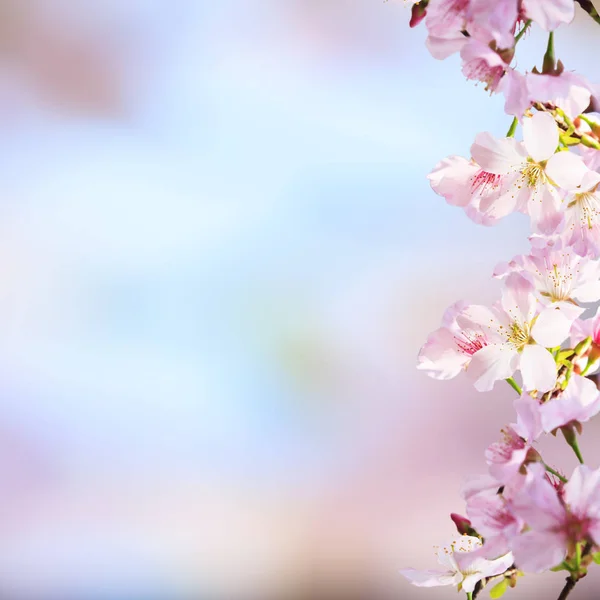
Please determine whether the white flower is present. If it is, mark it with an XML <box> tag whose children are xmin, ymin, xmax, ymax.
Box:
<box><xmin>401</xmin><ymin>535</ymin><xmax>513</xmax><ymax>593</ymax></box>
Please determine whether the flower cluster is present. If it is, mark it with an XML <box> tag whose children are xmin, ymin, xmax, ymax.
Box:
<box><xmin>400</xmin><ymin>1</ymin><xmax>600</xmax><ymax>598</ymax></box>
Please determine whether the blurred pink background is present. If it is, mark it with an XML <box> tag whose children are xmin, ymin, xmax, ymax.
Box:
<box><xmin>1</xmin><ymin>1</ymin><xmax>600</xmax><ymax>598</ymax></box>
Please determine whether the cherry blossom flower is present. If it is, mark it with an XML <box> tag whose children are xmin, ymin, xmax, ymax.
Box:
<box><xmin>493</xmin><ymin>242</ymin><xmax>600</xmax><ymax>318</ymax></box>
<box><xmin>419</xmin><ymin>273</ymin><xmax>574</xmax><ymax>391</ymax></box>
<box><xmin>417</xmin><ymin>300</ymin><xmax>488</xmax><ymax>380</ymax></box>
<box><xmin>428</xmin><ymin>135</ymin><xmax>523</xmax><ymax>225</ymax></box>
<box><xmin>511</xmin><ymin>463</ymin><xmax>600</xmax><ymax>573</ymax></box>
<box><xmin>470</xmin><ymin>112</ymin><xmax>581</xmax><ymax>234</ymax></box>
<box><xmin>559</xmin><ymin>170</ymin><xmax>600</xmax><ymax>258</ymax></box>
<box><xmin>526</xmin><ymin>72</ymin><xmax>593</xmax><ymax>120</ymax></box>
<box><xmin>457</xmin><ymin>273</ymin><xmax>571</xmax><ymax>392</ymax></box>
<box><xmin>423</xmin><ymin>0</ymin><xmax>470</xmax><ymax>59</ymax></box>
<box><xmin>485</xmin><ymin>394</ymin><xmax>543</xmax><ymax>483</ymax></box>
<box><xmin>401</xmin><ymin>535</ymin><xmax>513</xmax><ymax>592</ymax></box>
<box><xmin>466</xmin><ymin>483</ymin><xmax>523</xmax><ymax>559</ymax></box>
<box><xmin>538</xmin><ymin>373</ymin><xmax>600</xmax><ymax>433</ymax></box>
<box><xmin>460</xmin><ymin>39</ymin><xmax>509</xmax><ymax>93</ymax></box>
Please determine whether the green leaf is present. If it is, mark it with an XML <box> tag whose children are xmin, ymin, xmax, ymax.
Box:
<box><xmin>490</xmin><ymin>579</ymin><xmax>508</xmax><ymax>599</ymax></box>
<box><xmin>592</xmin><ymin>552</ymin><xmax>600</xmax><ymax>564</ymax></box>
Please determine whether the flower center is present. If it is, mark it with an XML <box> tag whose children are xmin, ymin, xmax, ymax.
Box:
<box><xmin>454</xmin><ymin>330</ymin><xmax>488</xmax><ymax>356</ymax></box>
<box><xmin>521</xmin><ymin>161</ymin><xmax>546</xmax><ymax>188</ymax></box>
<box><xmin>507</xmin><ymin>321</ymin><xmax>530</xmax><ymax>350</ymax></box>
<box><xmin>558</xmin><ymin>512</ymin><xmax>591</xmax><ymax>543</ymax></box>
<box><xmin>463</xmin><ymin>60</ymin><xmax>505</xmax><ymax>92</ymax></box>
<box><xmin>540</xmin><ymin>260</ymin><xmax>574</xmax><ymax>302</ymax></box>
<box><xmin>570</xmin><ymin>191</ymin><xmax>600</xmax><ymax>230</ymax></box>
<box><xmin>471</xmin><ymin>170</ymin><xmax>503</xmax><ymax>196</ymax></box>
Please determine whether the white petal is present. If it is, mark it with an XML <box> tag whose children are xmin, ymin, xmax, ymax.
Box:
<box><xmin>467</xmin><ymin>345</ymin><xmax>519</xmax><ymax>392</ymax></box>
<box><xmin>519</xmin><ymin>345</ymin><xmax>557</xmax><ymax>393</ymax></box>
<box><xmin>523</xmin><ymin>112</ymin><xmax>558</xmax><ymax>162</ymax></box>
<box><xmin>531</xmin><ymin>307</ymin><xmax>572</xmax><ymax>347</ymax></box>
<box><xmin>545</xmin><ymin>151</ymin><xmax>590</xmax><ymax>191</ymax></box>
<box><xmin>501</xmin><ymin>273</ymin><xmax>536</xmax><ymax>325</ymax></box>
<box><xmin>470</xmin><ymin>132</ymin><xmax>525</xmax><ymax>175</ymax></box>
<box><xmin>400</xmin><ymin>568</ymin><xmax>461</xmax><ymax>587</ymax></box>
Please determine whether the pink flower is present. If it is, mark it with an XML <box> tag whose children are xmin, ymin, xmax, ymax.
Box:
<box><xmin>466</xmin><ymin>486</ymin><xmax>523</xmax><ymax>559</ymax></box>
<box><xmin>470</xmin><ymin>112</ymin><xmax>578</xmax><ymax>233</ymax></box>
<box><xmin>428</xmin><ymin>149</ymin><xmax>516</xmax><ymax>225</ymax></box>
<box><xmin>417</xmin><ymin>300</ymin><xmax>489</xmax><ymax>380</ymax></box>
<box><xmin>457</xmin><ymin>274</ymin><xmax>571</xmax><ymax>392</ymax></box>
<box><xmin>521</xmin><ymin>0</ymin><xmax>575</xmax><ymax>31</ymax></box>
<box><xmin>460</xmin><ymin>39</ymin><xmax>509</xmax><ymax>93</ymax></box>
<box><xmin>493</xmin><ymin>242</ymin><xmax>600</xmax><ymax>311</ymax></box>
<box><xmin>486</xmin><ymin>394</ymin><xmax>543</xmax><ymax>483</ymax></box>
<box><xmin>401</xmin><ymin>535</ymin><xmax>513</xmax><ymax>592</ymax></box>
<box><xmin>511</xmin><ymin>463</ymin><xmax>600</xmax><ymax>573</ymax></box>
<box><xmin>560</xmin><ymin>170</ymin><xmax>600</xmax><ymax>258</ymax></box>
<box><xmin>424</xmin><ymin>0</ymin><xmax>470</xmax><ymax>59</ymax></box>
<box><xmin>526</xmin><ymin>72</ymin><xmax>593</xmax><ymax>120</ymax></box>
<box><xmin>538</xmin><ymin>373</ymin><xmax>600</xmax><ymax>433</ymax></box>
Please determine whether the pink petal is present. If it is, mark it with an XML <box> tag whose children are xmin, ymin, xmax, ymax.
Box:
<box><xmin>564</xmin><ymin>465</ymin><xmax>600</xmax><ymax>517</ymax></box>
<box><xmin>511</xmin><ymin>531</ymin><xmax>566</xmax><ymax>573</ymax></box>
<box><xmin>522</xmin><ymin>0</ymin><xmax>575</xmax><ymax>30</ymax></box>
<box><xmin>417</xmin><ymin>327</ymin><xmax>470</xmax><ymax>380</ymax></box>
<box><xmin>523</xmin><ymin>112</ymin><xmax>558</xmax><ymax>163</ymax></box>
<box><xmin>501</xmin><ymin>273</ymin><xmax>536</xmax><ymax>325</ymax></box>
<box><xmin>428</xmin><ymin>156</ymin><xmax>479</xmax><ymax>207</ymax></box>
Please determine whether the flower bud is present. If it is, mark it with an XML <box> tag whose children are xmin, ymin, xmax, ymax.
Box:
<box><xmin>450</xmin><ymin>513</ymin><xmax>475</xmax><ymax>536</ymax></box>
<box><xmin>575</xmin><ymin>336</ymin><xmax>593</xmax><ymax>357</ymax></box>
<box><xmin>410</xmin><ymin>1</ymin><xmax>428</xmax><ymax>28</ymax></box>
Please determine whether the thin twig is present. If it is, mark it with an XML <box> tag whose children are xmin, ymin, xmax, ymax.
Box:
<box><xmin>575</xmin><ymin>0</ymin><xmax>600</xmax><ymax>26</ymax></box>
<box><xmin>557</xmin><ymin>576</ymin><xmax>577</xmax><ymax>600</ymax></box>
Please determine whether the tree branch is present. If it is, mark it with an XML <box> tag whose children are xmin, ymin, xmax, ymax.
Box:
<box><xmin>575</xmin><ymin>0</ymin><xmax>600</xmax><ymax>25</ymax></box>
<box><xmin>557</xmin><ymin>576</ymin><xmax>577</xmax><ymax>600</ymax></box>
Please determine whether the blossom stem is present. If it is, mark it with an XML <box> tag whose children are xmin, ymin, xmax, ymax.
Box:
<box><xmin>562</xmin><ymin>429</ymin><xmax>585</xmax><ymax>464</ymax></box>
<box><xmin>557</xmin><ymin>576</ymin><xmax>577</xmax><ymax>600</ymax></box>
<box><xmin>514</xmin><ymin>19</ymin><xmax>532</xmax><ymax>44</ymax></box>
<box><xmin>466</xmin><ymin>593</ymin><xmax>472</xmax><ymax>600</ymax></box>
<box><xmin>575</xmin><ymin>0</ymin><xmax>600</xmax><ymax>26</ymax></box>
<box><xmin>544</xmin><ymin>464</ymin><xmax>568</xmax><ymax>483</ymax></box>
<box><xmin>506</xmin><ymin>117</ymin><xmax>518</xmax><ymax>138</ymax></box>
<box><xmin>505</xmin><ymin>377</ymin><xmax>522</xmax><ymax>395</ymax></box>
<box><xmin>542</xmin><ymin>32</ymin><xmax>556</xmax><ymax>73</ymax></box>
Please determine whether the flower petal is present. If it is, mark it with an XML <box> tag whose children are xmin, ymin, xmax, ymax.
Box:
<box><xmin>511</xmin><ymin>531</ymin><xmax>566</xmax><ymax>573</ymax></box>
<box><xmin>467</xmin><ymin>345</ymin><xmax>519</xmax><ymax>392</ymax></box>
<box><xmin>545</xmin><ymin>151</ymin><xmax>590</xmax><ymax>192</ymax></box>
<box><xmin>400</xmin><ymin>568</ymin><xmax>461</xmax><ymax>587</ymax></box>
<box><xmin>523</xmin><ymin>112</ymin><xmax>558</xmax><ymax>162</ymax></box>
<box><xmin>470</xmin><ymin>132</ymin><xmax>525</xmax><ymax>175</ymax></box>
<box><xmin>519</xmin><ymin>345</ymin><xmax>557</xmax><ymax>393</ymax></box>
<box><xmin>531</xmin><ymin>307</ymin><xmax>572</xmax><ymax>348</ymax></box>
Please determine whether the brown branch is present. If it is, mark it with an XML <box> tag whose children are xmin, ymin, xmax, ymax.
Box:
<box><xmin>575</xmin><ymin>0</ymin><xmax>600</xmax><ymax>26</ymax></box>
<box><xmin>557</xmin><ymin>576</ymin><xmax>577</xmax><ymax>600</ymax></box>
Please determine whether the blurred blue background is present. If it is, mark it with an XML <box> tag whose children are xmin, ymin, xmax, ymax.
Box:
<box><xmin>1</xmin><ymin>1</ymin><xmax>600</xmax><ymax>598</ymax></box>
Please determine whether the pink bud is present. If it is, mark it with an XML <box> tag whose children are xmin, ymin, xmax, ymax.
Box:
<box><xmin>450</xmin><ymin>513</ymin><xmax>473</xmax><ymax>536</ymax></box>
<box><xmin>410</xmin><ymin>2</ymin><xmax>427</xmax><ymax>28</ymax></box>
